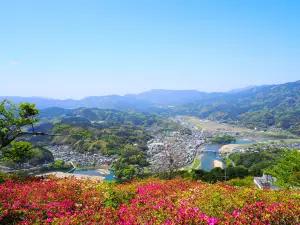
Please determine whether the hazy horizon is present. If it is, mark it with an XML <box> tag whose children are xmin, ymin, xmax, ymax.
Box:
<box><xmin>1</xmin><ymin>1</ymin><xmax>300</xmax><ymax>99</ymax></box>
<box><xmin>1</xmin><ymin>79</ymin><xmax>299</xmax><ymax>100</ymax></box>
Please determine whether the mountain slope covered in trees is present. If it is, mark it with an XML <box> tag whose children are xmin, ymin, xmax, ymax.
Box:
<box><xmin>169</xmin><ymin>80</ymin><xmax>300</xmax><ymax>134</ymax></box>
<box><xmin>1</xmin><ymin>80</ymin><xmax>299</xmax><ymax>134</ymax></box>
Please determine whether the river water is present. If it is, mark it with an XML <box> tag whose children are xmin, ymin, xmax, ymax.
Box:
<box><xmin>200</xmin><ymin>144</ymin><xmax>225</xmax><ymax>171</ymax></box>
<box><xmin>199</xmin><ymin>139</ymin><xmax>257</xmax><ymax>171</ymax></box>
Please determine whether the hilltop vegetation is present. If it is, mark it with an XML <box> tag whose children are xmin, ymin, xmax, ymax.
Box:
<box><xmin>0</xmin><ymin>176</ymin><xmax>299</xmax><ymax>224</ymax></box>
<box><xmin>228</xmin><ymin>148</ymin><xmax>300</xmax><ymax>189</ymax></box>
<box><xmin>229</xmin><ymin>148</ymin><xmax>285</xmax><ymax>176</ymax></box>
<box><xmin>38</xmin><ymin>107</ymin><xmax>178</xmax><ymax>129</ymax></box>
<box><xmin>35</xmin><ymin>107</ymin><xmax>178</xmax><ymax>155</ymax></box>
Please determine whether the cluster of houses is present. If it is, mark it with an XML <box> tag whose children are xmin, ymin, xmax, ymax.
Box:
<box><xmin>147</xmin><ymin>127</ymin><xmax>205</xmax><ymax>172</ymax></box>
<box><xmin>147</xmin><ymin>116</ymin><xmax>249</xmax><ymax>173</ymax></box>
<box><xmin>47</xmin><ymin>145</ymin><xmax>113</xmax><ymax>167</ymax></box>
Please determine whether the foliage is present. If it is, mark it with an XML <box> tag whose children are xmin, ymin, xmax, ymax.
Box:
<box><xmin>0</xmin><ymin>101</ymin><xmax>65</xmax><ymax>164</ymax></box>
<box><xmin>211</xmin><ymin>135</ymin><xmax>236</xmax><ymax>144</ymax></box>
<box><xmin>0</xmin><ymin>177</ymin><xmax>299</xmax><ymax>224</ymax></box>
<box><xmin>52</xmin><ymin>159</ymin><xmax>66</xmax><ymax>168</ymax></box>
<box><xmin>0</xmin><ymin>100</ymin><xmax>40</xmax><ymax>149</ymax></box>
<box><xmin>0</xmin><ymin>171</ymin><xmax>7</xmax><ymax>183</ymax></box>
<box><xmin>1</xmin><ymin>141</ymin><xmax>39</xmax><ymax>163</ymax></box>
<box><xmin>0</xmin><ymin>146</ymin><xmax>54</xmax><ymax>170</ymax></box>
<box><xmin>265</xmin><ymin>149</ymin><xmax>300</xmax><ymax>189</ymax></box>
<box><xmin>156</xmin><ymin>167</ymin><xmax>250</xmax><ymax>183</ymax></box>
<box><xmin>40</xmin><ymin>107</ymin><xmax>179</xmax><ymax>130</ymax></box>
<box><xmin>113</xmin><ymin>145</ymin><xmax>149</xmax><ymax>181</ymax></box>
<box><xmin>190</xmin><ymin>167</ymin><xmax>250</xmax><ymax>183</ymax></box>
<box><xmin>225</xmin><ymin>176</ymin><xmax>254</xmax><ymax>187</ymax></box>
<box><xmin>229</xmin><ymin>148</ymin><xmax>285</xmax><ymax>176</ymax></box>
<box><xmin>192</xmin><ymin>156</ymin><xmax>201</xmax><ymax>169</ymax></box>
<box><xmin>53</xmin><ymin>123</ymin><xmax>92</xmax><ymax>140</ymax></box>
<box><xmin>28</xmin><ymin>147</ymin><xmax>54</xmax><ymax>165</ymax></box>
<box><xmin>36</xmin><ymin>107</ymin><xmax>177</xmax><ymax>154</ymax></box>
<box><xmin>228</xmin><ymin>148</ymin><xmax>300</xmax><ymax>189</ymax></box>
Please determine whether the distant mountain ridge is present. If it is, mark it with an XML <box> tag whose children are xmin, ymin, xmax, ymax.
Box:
<box><xmin>0</xmin><ymin>90</ymin><xmax>213</xmax><ymax>108</ymax></box>
<box><xmin>228</xmin><ymin>85</ymin><xmax>257</xmax><ymax>93</ymax></box>
<box><xmin>3</xmin><ymin>80</ymin><xmax>299</xmax><ymax>134</ymax></box>
<box><xmin>1</xmin><ymin>80</ymin><xmax>299</xmax><ymax>111</ymax></box>
<box><xmin>0</xmin><ymin>95</ymin><xmax>152</xmax><ymax>110</ymax></box>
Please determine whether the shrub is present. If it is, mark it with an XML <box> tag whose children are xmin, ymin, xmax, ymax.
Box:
<box><xmin>0</xmin><ymin>177</ymin><xmax>299</xmax><ymax>224</ymax></box>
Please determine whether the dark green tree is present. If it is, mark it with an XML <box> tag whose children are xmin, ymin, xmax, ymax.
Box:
<box><xmin>0</xmin><ymin>100</ymin><xmax>87</xmax><ymax>163</ymax></box>
<box><xmin>2</xmin><ymin>141</ymin><xmax>39</xmax><ymax>163</ymax></box>
<box><xmin>0</xmin><ymin>100</ymin><xmax>43</xmax><ymax>149</ymax></box>
<box><xmin>265</xmin><ymin>149</ymin><xmax>300</xmax><ymax>189</ymax></box>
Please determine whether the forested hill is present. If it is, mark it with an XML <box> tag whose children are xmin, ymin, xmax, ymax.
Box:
<box><xmin>29</xmin><ymin>107</ymin><xmax>178</xmax><ymax>171</ymax></box>
<box><xmin>37</xmin><ymin>107</ymin><xmax>178</xmax><ymax>131</ymax></box>
<box><xmin>1</xmin><ymin>80</ymin><xmax>300</xmax><ymax>134</ymax></box>
<box><xmin>170</xmin><ymin>80</ymin><xmax>300</xmax><ymax>135</ymax></box>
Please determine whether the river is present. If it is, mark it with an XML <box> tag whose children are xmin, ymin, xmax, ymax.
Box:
<box><xmin>199</xmin><ymin>139</ymin><xmax>261</xmax><ymax>171</ymax></box>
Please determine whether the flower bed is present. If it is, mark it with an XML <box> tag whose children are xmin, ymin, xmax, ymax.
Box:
<box><xmin>0</xmin><ymin>177</ymin><xmax>299</xmax><ymax>224</ymax></box>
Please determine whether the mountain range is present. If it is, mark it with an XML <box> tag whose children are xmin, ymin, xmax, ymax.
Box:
<box><xmin>1</xmin><ymin>80</ymin><xmax>300</xmax><ymax>135</ymax></box>
<box><xmin>2</xmin><ymin>82</ymin><xmax>296</xmax><ymax>109</ymax></box>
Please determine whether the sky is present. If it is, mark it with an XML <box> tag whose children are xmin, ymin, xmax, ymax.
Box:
<box><xmin>1</xmin><ymin>0</ymin><xmax>300</xmax><ymax>99</ymax></box>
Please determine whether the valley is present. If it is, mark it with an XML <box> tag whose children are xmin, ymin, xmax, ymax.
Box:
<box><xmin>1</xmin><ymin>80</ymin><xmax>300</xmax><ymax>182</ymax></box>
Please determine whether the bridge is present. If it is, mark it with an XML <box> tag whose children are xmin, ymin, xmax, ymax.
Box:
<box><xmin>198</xmin><ymin>149</ymin><xmax>219</xmax><ymax>153</ymax></box>
<box><xmin>67</xmin><ymin>161</ymin><xmax>77</xmax><ymax>173</ymax></box>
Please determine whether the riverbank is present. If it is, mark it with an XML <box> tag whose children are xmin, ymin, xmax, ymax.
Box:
<box><xmin>213</xmin><ymin>160</ymin><xmax>224</xmax><ymax>169</ymax></box>
<box><xmin>76</xmin><ymin>165</ymin><xmax>111</xmax><ymax>170</ymax></box>
<box><xmin>192</xmin><ymin>154</ymin><xmax>202</xmax><ymax>169</ymax></box>
<box><xmin>36</xmin><ymin>172</ymin><xmax>105</xmax><ymax>181</ymax></box>
<box><xmin>219</xmin><ymin>144</ymin><xmax>242</xmax><ymax>154</ymax></box>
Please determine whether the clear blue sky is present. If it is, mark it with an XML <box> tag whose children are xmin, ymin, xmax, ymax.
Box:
<box><xmin>1</xmin><ymin>0</ymin><xmax>300</xmax><ymax>99</ymax></box>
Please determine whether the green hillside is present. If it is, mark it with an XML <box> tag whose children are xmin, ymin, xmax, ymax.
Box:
<box><xmin>170</xmin><ymin>80</ymin><xmax>300</xmax><ymax>135</ymax></box>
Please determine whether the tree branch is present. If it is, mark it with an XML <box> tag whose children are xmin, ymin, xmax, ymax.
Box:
<box><xmin>19</xmin><ymin>132</ymin><xmax>65</xmax><ymax>137</ymax></box>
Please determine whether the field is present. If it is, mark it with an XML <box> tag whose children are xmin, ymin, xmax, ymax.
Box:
<box><xmin>192</xmin><ymin>155</ymin><xmax>201</xmax><ymax>169</ymax></box>
<box><xmin>0</xmin><ymin>176</ymin><xmax>299</xmax><ymax>224</ymax></box>
<box><xmin>187</xmin><ymin>117</ymin><xmax>251</xmax><ymax>133</ymax></box>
